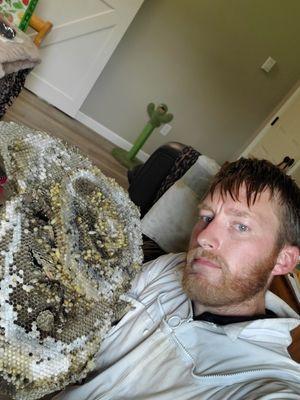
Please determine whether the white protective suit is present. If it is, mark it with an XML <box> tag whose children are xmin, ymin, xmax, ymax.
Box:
<box><xmin>54</xmin><ymin>253</ymin><xmax>300</xmax><ymax>400</ymax></box>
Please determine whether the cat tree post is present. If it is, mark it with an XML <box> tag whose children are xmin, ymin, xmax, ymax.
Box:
<box><xmin>112</xmin><ymin>103</ymin><xmax>173</xmax><ymax>170</ymax></box>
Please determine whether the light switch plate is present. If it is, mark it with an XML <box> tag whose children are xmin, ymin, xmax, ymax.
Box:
<box><xmin>261</xmin><ymin>57</ymin><xmax>276</xmax><ymax>73</ymax></box>
<box><xmin>160</xmin><ymin>124</ymin><xmax>172</xmax><ymax>136</ymax></box>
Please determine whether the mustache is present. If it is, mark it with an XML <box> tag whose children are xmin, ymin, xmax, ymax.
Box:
<box><xmin>186</xmin><ymin>249</ymin><xmax>228</xmax><ymax>270</ymax></box>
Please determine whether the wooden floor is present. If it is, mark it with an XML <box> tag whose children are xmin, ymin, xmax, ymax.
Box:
<box><xmin>2</xmin><ymin>89</ymin><xmax>128</xmax><ymax>188</ymax></box>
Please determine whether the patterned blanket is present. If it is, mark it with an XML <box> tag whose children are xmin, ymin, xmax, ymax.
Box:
<box><xmin>0</xmin><ymin>15</ymin><xmax>40</xmax><ymax>78</ymax></box>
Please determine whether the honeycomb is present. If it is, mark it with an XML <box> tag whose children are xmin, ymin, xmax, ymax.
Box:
<box><xmin>0</xmin><ymin>122</ymin><xmax>143</xmax><ymax>399</ymax></box>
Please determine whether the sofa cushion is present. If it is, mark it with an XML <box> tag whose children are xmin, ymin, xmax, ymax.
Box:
<box><xmin>141</xmin><ymin>155</ymin><xmax>220</xmax><ymax>253</ymax></box>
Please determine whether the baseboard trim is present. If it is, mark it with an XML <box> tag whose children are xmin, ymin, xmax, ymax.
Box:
<box><xmin>76</xmin><ymin>111</ymin><xmax>149</xmax><ymax>163</ymax></box>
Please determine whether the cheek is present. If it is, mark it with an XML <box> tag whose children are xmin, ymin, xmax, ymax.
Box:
<box><xmin>224</xmin><ymin>240</ymin><xmax>268</xmax><ymax>273</ymax></box>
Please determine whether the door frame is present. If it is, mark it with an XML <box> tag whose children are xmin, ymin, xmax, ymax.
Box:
<box><xmin>240</xmin><ymin>82</ymin><xmax>300</xmax><ymax>160</ymax></box>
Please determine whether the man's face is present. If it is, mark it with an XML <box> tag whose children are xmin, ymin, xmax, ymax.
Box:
<box><xmin>182</xmin><ymin>186</ymin><xmax>282</xmax><ymax>308</ymax></box>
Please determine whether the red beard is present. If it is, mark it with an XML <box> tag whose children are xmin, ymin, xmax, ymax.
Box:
<box><xmin>182</xmin><ymin>248</ymin><xmax>279</xmax><ymax>308</ymax></box>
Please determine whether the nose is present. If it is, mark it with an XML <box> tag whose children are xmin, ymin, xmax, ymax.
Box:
<box><xmin>196</xmin><ymin>219</ymin><xmax>221</xmax><ymax>251</ymax></box>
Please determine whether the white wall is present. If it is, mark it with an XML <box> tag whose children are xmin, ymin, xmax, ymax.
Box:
<box><xmin>80</xmin><ymin>0</ymin><xmax>300</xmax><ymax>164</ymax></box>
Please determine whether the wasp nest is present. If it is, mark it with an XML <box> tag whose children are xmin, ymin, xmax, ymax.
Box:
<box><xmin>0</xmin><ymin>122</ymin><xmax>143</xmax><ymax>399</ymax></box>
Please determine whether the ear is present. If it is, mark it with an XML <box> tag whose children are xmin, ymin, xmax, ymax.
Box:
<box><xmin>271</xmin><ymin>245</ymin><xmax>300</xmax><ymax>276</ymax></box>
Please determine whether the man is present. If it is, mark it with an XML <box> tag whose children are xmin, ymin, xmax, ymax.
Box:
<box><xmin>54</xmin><ymin>158</ymin><xmax>300</xmax><ymax>399</ymax></box>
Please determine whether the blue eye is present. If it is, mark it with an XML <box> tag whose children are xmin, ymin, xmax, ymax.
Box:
<box><xmin>236</xmin><ymin>223</ymin><xmax>249</xmax><ymax>232</ymax></box>
<box><xmin>200</xmin><ymin>215</ymin><xmax>213</xmax><ymax>224</ymax></box>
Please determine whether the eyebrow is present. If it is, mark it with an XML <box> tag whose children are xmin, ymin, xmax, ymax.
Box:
<box><xmin>198</xmin><ymin>203</ymin><xmax>213</xmax><ymax>212</ymax></box>
<box><xmin>198</xmin><ymin>203</ymin><xmax>253</xmax><ymax>219</ymax></box>
<box><xmin>227</xmin><ymin>208</ymin><xmax>253</xmax><ymax>219</ymax></box>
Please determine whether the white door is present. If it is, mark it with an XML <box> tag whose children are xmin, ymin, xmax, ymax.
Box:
<box><xmin>25</xmin><ymin>0</ymin><xmax>143</xmax><ymax>117</ymax></box>
<box><xmin>241</xmin><ymin>85</ymin><xmax>300</xmax><ymax>186</ymax></box>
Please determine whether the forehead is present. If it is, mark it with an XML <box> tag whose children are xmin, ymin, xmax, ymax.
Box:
<box><xmin>202</xmin><ymin>185</ymin><xmax>280</xmax><ymax>228</ymax></box>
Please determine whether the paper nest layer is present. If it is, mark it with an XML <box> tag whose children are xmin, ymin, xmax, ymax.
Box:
<box><xmin>0</xmin><ymin>122</ymin><xmax>143</xmax><ymax>399</ymax></box>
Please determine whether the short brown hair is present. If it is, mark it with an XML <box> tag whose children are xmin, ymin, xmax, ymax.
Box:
<box><xmin>209</xmin><ymin>158</ymin><xmax>300</xmax><ymax>248</ymax></box>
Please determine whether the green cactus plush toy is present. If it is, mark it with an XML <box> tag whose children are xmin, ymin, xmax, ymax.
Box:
<box><xmin>112</xmin><ymin>102</ymin><xmax>173</xmax><ymax>170</ymax></box>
